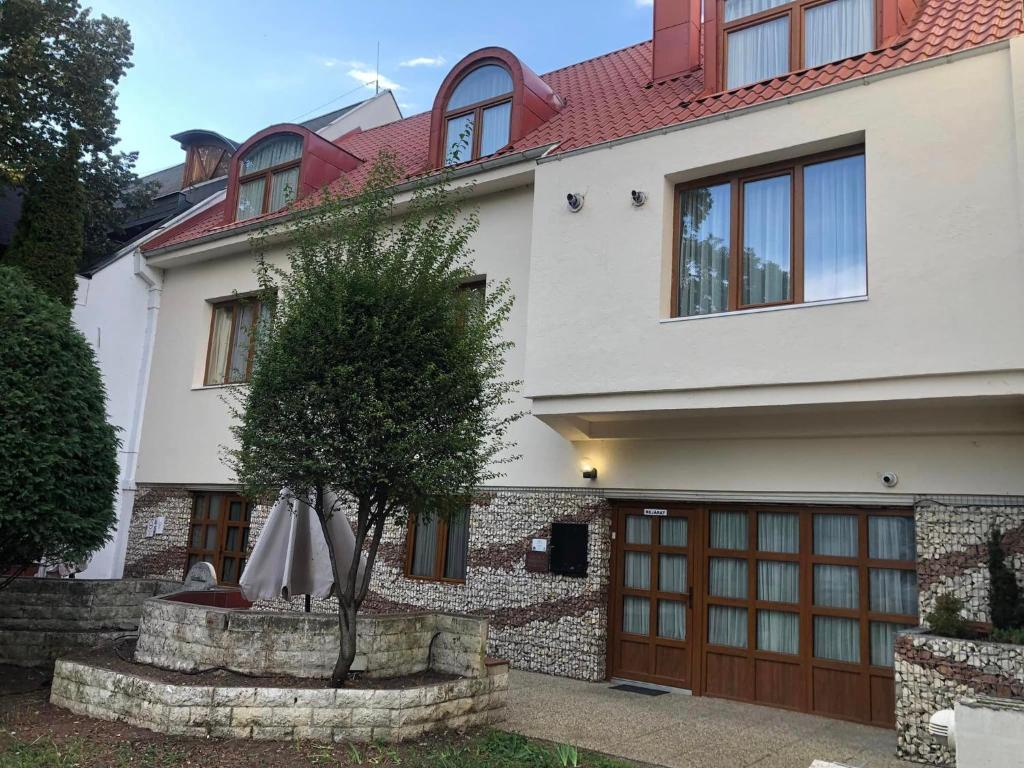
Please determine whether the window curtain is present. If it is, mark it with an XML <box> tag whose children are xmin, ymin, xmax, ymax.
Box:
<box><xmin>623</xmin><ymin>596</ymin><xmax>650</xmax><ymax>635</ymax></box>
<box><xmin>205</xmin><ymin>305</ymin><xmax>233</xmax><ymax>384</ymax></box>
<box><xmin>813</xmin><ymin>514</ymin><xmax>858</xmax><ymax>556</ymax></box>
<box><xmin>758</xmin><ymin>512</ymin><xmax>799</xmax><ymax>553</ymax></box>
<box><xmin>626</xmin><ymin>516</ymin><xmax>651</xmax><ymax>545</ymax></box>
<box><xmin>658</xmin><ymin>600</ymin><xmax>686</xmax><ymax>640</ymax></box>
<box><xmin>709</xmin><ymin>606</ymin><xmax>747</xmax><ymax>648</ymax></box>
<box><xmin>241</xmin><ymin>134</ymin><xmax>302</xmax><ymax>175</ymax></box>
<box><xmin>724</xmin><ymin>0</ymin><xmax>788</xmax><ymax>21</ymax></box>
<box><xmin>447</xmin><ymin>64</ymin><xmax>513</xmax><ymax>110</ymax></box>
<box><xmin>269</xmin><ymin>166</ymin><xmax>299</xmax><ymax>214</ymax></box>
<box><xmin>226</xmin><ymin>302</ymin><xmax>257</xmax><ymax>383</ymax></box>
<box><xmin>803</xmin><ymin>155</ymin><xmax>867</xmax><ymax>302</ymax></box>
<box><xmin>710</xmin><ymin>511</ymin><xmax>748</xmax><ymax>550</ymax></box>
<box><xmin>659</xmin><ymin>554</ymin><xmax>687</xmax><ymax>593</ymax></box>
<box><xmin>236</xmin><ymin>178</ymin><xmax>266</xmax><ymax>221</ymax></box>
<box><xmin>624</xmin><ymin>551</ymin><xmax>651</xmax><ymax>590</ymax></box>
<box><xmin>480</xmin><ymin>101</ymin><xmax>511</xmax><ymax>156</ymax></box>
<box><xmin>869</xmin><ymin>516</ymin><xmax>916</xmax><ymax>561</ymax></box>
<box><xmin>870</xmin><ymin>568</ymin><xmax>918</xmax><ymax>615</ymax></box>
<box><xmin>870</xmin><ymin>622</ymin><xmax>914</xmax><ymax>667</ymax></box>
<box><xmin>804</xmin><ymin>0</ymin><xmax>874</xmax><ymax>69</ymax></box>
<box><xmin>742</xmin><ymin>174</ymin><xmax>791</xmax><ymax>305</ymax></box>
<box><xmin>661</xmin><ymin>517</ymin><xmax>688</xmax><ymax>547</ymax></box>
<box><xmin>758</xmin><ymin>610</ymin><xmax>798</xmax><ymax>654</ymax></box>
<box><xmin>814</xmin><ymin>615</ymin><xmax>860</xmax><ymax>663</ymax></box>
<box><xmin>710</xmin><ymin>558</ymin><xmax>748</xmax><ymax>599</ymax></box>
<box><xmin>443</xmin><ymin>509</ymin><xmax>470</xmax><ymax>580</ymax></box>
<box><xmin>758</xmin><ymin>560</ymin><xmax>799</xmax><ymax>603</ymax></box>
<box><xmin>814</xmin><ymin>564</ymin><xmax>859</xmax><ymax>608</ymax></box>
<box><xmin>727</xmin><ymin>16</ymin><xmax>790</xmax><ymax>89</ymax></box>
<box><xmin>411</xmin><ymin>515</ymin><xmax>439</xmax><ymax>577</ymax></box>
<box><xmin>679</xmin><ymin>183</ymin><xmax>731</xmax><ymax>316</ymax></box>
<box><xmin>444</xmin><ymin>114</ymin><xmax>474</xmax><ymax>165</ymax></box>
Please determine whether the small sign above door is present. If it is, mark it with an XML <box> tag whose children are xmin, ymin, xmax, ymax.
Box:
<box><xmin>643</xmin><ymin>508</ymin><xmax>668</xmax><ymax>517</ymax></box>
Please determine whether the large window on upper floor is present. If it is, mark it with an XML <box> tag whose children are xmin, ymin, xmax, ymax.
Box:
<box><xmin>674</xmin><ymin>148</ymin><xmax>866</xmax><ymax>318</ymax></box>
<box><xmin>444</xmin><ymin>64</ymin><xmax>513</xmax><ymax>166</ymax></box>
<box><xmin>205</xmin><ymin>295</ymin><xmax>269</xmax><ymax>385</ymax></box>
<box><xmin>723</xmin><ymin>0</ymin><xmax>875</xmax><ymax>89</ymax></box>
<box><xmin>235</xmin><ymin>133</ymin><xmax>303</xmax><ymax>221</ymax></box>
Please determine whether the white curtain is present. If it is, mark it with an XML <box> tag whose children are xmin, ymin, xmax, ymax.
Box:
<box><xmin>804</xmin><ymin>0</ymin><xmax>874</xmax><ymax>69</ymax></box>
<box><xmin>480</xmin><ymin>101</ymin><xmax>511</xmax><ymax>156</ymax></box>
<box><xmin>659</xmin><ymin>554</ymin><xmax>687</xmax><ymax>593</ymax></box>
<box><xmin>758</xmin><ymin>512</ymin><xmax>799</xmax><ymax>553</ymax></box>
<box><xmin>710</xmin><ymin>557</ymin><xmax>748</xmax><ymax>599</ymax></box>
<box><xmin>447</xmin><ymin>64</ymin><xmax>513</xmax><ymax>110</ymax></box>
<box><xmin>444</xmin><ymin>113</ymin><xmax>474</xmax><ymax>165</ymax></box>
<box><xmin>227</xmin><ymin>302</ymin><xmax>256</xmax><ymax>383</ymax></box>
<box><xmin>269</xmin><ymin>166</ymin><xmax>299</xmax><ymax>214</ymax></box>
<box><xmin>758</xmin><ymin>610</ymin><xmax>798</xmax><ymax>654</ymax></box>
<box><xmin>814</xmin><ymin>564</ymin><xmax>859</xmax><ymax>608</ymax></box>
<box><xmin>623</xmin><ymin>596</ymin><xmax>649</xmax><ymax>635</ymax></box>
<box><xmin>443</xmin><ymin>509</ymin><xmax>470</xmax><ymax>580</ymax></box>
<box><xmin>758</xmin><ymin>560</ymin><xmax>798</xmax><ymax>603</ymax></box>
<box><xmin>661</xmin><ymin>517</ymin><xmax>688</xmax><ymax>547</ymax></box>
<box><xmin>709</xmin><ymin>606</ymin><xmax>747</xmax><ymax>648</ymax></box>
<box><xmin>241</xmin><ymin>134</ymin><xmax>302</xmax><ymax>175</ymax></box>
<box><xmin>205</xmin><ymin>304</ymin><xmax>233</xmax><ymax>384</ymax></box>
<box><xmin>803</xmin><ymin>154</ymin><xmax>867</xmax><ymax>302</ymax></box>
<box><xmin>814</xmin><ymin>615</ymin><xmax>860</xmax><ymax>663</ymax></box>
<box><xmin>710</xmin><ymin>511</ymin><xmax>748</xmax><ymax>550</ymax></box>
<box><xmin>724</xmin><ymin>0</ymin><xmax>788</xmax><ymax>21</ymax></box>
<box><xmin>869</xmin><ymin>516</ymin><xmax>916</xmax><ymax>561</ymax></box>
<box><xmin>411</xmin><ymin>515</ymin><xmax>439</xmax><ymax>577</ymax></box>
<box><xmin>626</xmin><ymin>516</ymin><xmax>651</xmax><ymax>545</ymax></box>
<box><xmin>742</xmin><ymin>174</ymin><xmax>791</xmax><ymax>304</ymax></box>
<box><xmin>625</xmin><ymin>551</ymin><xmax>651</xmax><ymax>590</ymax></box>
<box><xmin>727</xmin><ymin>16</ymin><xmax>790</xmax><ymax>89</ymax></box>
<box><xmin>679</xmin><ymin>183</ymin><xmax>731</xmax><ymax>316</ymax></box>
<box><xmin>870</xmin><ymin>621</ymin><xmax>914</xmax><ymax>667</ymax></box>
<box><xmin>235</xmin><ymin>177</ymin><xmax>266</xmax><ymax>221</ymax></box>
<box><xmin>813</xmin><ymin>514</ymin><xmax>858</xmax><ymax>556</ymax></box>
<box><xmin>870</xmin><ymin>568</ymin><xmax>918</xmax><ymax>615</ymax></box>
<box><xmin>658</xmin><ymin>600</ymin><xmax>686</xmax><ymax>640</ymax></box>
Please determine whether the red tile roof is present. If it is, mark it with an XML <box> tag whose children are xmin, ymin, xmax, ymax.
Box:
<box><xmin>144</xmin><ymin>0</ymin><xmax>1022</xmax><ymax>253</ymax></box>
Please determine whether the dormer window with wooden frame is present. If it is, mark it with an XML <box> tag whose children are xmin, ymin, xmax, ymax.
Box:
<box><xmin>443</xmin><ymin>64</ymin><xmax>514</xmax><ymax>165</ymax></box>
<box><xmin>722</xmin><ymin>0</ymin><xmax>875</xmax><ymax>89</ymax></box>
<box><xmin>235</xmin><ymin>133</ymin><xmax>303</xmax><ymax>221</ymax></box>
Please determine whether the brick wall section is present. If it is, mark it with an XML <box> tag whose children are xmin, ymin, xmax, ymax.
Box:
<box><xmin>894</xmin><ymin>629</ymin><xmax>1024</xmax><ymax>766</ymax></box>
<box><xmin>123</xmin><ymin>486</ymin><xmax>194</xmax><ymax>580</ymax></box>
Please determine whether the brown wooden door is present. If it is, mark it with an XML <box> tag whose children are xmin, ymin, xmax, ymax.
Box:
<box><xmin>609</xmin><ymin>506</ymin><xmax>699</xmax><ymax>689</ymax></box>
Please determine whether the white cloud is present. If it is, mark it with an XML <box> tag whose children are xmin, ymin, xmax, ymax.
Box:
<box><xmin>316</xmin><ymin>57</ymin><xmax>365</xmax><ymax>69</ymax></box>
<box><xmin>399</xmin><ymin>55</ymin><xmax>447</xmax><ymax>68</ymax></box>
<box><xmin>347</xmin><ymin>68</ymin><xmax>403</xmax><ymax>91</ymax></box>
<box><xmin>635</xmin><ymin>0</ymin><xmax>653</xmax><ymax>6</ymax></box>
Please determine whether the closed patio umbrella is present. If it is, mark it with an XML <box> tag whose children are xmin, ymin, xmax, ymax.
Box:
<box><xmin>240</xmin><ymin>490</ymin><xmax>365</xmax><ymax>605</ymax></box>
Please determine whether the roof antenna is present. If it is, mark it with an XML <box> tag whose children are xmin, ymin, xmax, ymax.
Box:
<box><xmin>375</xmin><ymin>41</ymin><xmax>380</xmax><ymax>95</ymax></box>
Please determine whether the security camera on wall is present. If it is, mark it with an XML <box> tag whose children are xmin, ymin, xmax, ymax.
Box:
<box><xmin>566</xmin><ymin>192</ymin><xmax>584</xmax><ymax>212</ymax></box>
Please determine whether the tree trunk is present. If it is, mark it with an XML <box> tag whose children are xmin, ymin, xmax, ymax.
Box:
<box><xmin>332</xmin><ymin>600</ymin><xmax>358</xmax><ymax>686</ymax></box>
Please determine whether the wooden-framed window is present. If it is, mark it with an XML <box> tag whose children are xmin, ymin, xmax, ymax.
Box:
<box><xmin>234</xmin><ymin>133</ymin><xmax>303</xmax><ymax>221</ymax></box>
<box><xmin>204</xmin><ymin>295</ymin><xmax>267</xmax><ymax>385</ymax></box>
<box><xmin>405</xmin><ymin>507</ymin><xmax>471</xmax><ymax>583</ymax></box>
<box><xmin>673</xmin><ymin>147</ymin><xmax>866</xmax><ymax>317</ymax></box>
<box><xmin>443</xmin><ymin>64</ymin><xmax>513</xmax><ymax>166</ymax></box>
<box><xmin>185</xmin><ymin>493</ymin><xmax>254</xmax><ymax>586</ymax></box>
<box><xmin>721</xmin><ymin>0</ymin><xmax>876</xmax><ymax>89</ymax></box>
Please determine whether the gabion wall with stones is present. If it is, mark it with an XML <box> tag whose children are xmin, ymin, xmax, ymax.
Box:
<box><xmin>0</xmin><ymin>578</ymin><xmax>179</xmax><ymax>668</ymax></box>
<box><xmin>127</xmin><ymin>486</ymin><xmax>612</xmax><ymax>681</ymax></box>
<box><xmin>894</xmin><ymin>628</ymin><xmax>1024</xmax><ymax>766</ymax></box>
<box><xmin>915</xmin><ymin>503</ymin><xmax>1024</xmax><ymax>623</ymax></box>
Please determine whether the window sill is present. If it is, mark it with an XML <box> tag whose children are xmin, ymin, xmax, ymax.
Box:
<box><xmin>191</xmin><ymin>382</ymin><xmax>249</xmax><ymax>391</ymax></box>
<box><xmin>403</xmin><ymin>573</ymin><xmax>467</xmax><ymax>586</ymax></box>
<box><xmin>661</xmin><ymin>295</ymin><xmax>867</xmax><ymax>324</ymax></box>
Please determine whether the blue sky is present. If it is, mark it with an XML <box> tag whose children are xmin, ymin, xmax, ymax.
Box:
<box><xmin>85</xmin><ymin>0</ymin><xmax>656</xmax><ymax>176</ymax></box>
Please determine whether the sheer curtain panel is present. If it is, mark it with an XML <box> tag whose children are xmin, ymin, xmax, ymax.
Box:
<box><xmin>742</xmin><ymin>174</ymin><xmax>792</xmax><ymax>305</ymax></box>
<box><xmin>711</xmin><ymin>511</ymin><xmax>748</xmax><ymax>550</ymax></box>
<box><xmin>803</xmin><ymin>155</ymin><xmax>867</xmax><ymax>301</ymax></box>
<box><xmin>804</xmin><ymin>0</ymin><xmax>874</xmax><ymax>69</ymax></box>
<box><xmin>724</xmin><ymin>0</ymin><xmax>789</xmax><ymax>21</ymax></box>
<box><xmin>679</xmin><ymin>183</ymin><xmax>731</xmax><ymax>316</ymax></box>
<box><xmin>814</xmin><ymin>615</ymin><xmax>860</xmax><ymax>662</ymax></box>
<box><xmin>447</xmin><ymin>65</ymin><xmax>512</xmax><ymax>110</ymax></box>
<box><xmin>709</xmin><ymin>606</ymin><xmax>748</xmax><ymax>648</ymax></box>
<box><xmin>869</xmin><ymin>516</ymin><xmax>916</xmax><ymax>560</ymax></box>
<box><xmin>443</xmin><ymin>511</ymin><xmax>470</xmax><ymax>580</ymax></box>
<box><xmin>480</xmin><ymin>102</ymin><xmax>511</xmax><ymax>156</ymax></box>
<box><xmin>411</xmin><ymin>516</ymin><xmax>439</xmax><ymax>577</ymax></box>
<box><xmin>727</xmin><ymin>16</ymin><xmax>790</xmax><ymax>89</ymax></box>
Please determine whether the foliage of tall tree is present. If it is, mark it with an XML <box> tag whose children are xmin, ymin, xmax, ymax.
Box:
<box><xmin>229</xmin><ymin>154</ymin><xmax>521</xmax><ymax>686</ymax></box>
<box><xmin>0</xmin><ymin>0</ymin><xmax>150</xmax><ymax>266</ymax></box>
<box><xmin>3</xmin><ymin>132</ymin><xmax>84</xmax><ymax>306</ymax></box>
<box><xmin>0</xmin><ymin>265</ymin><xmax>119</xmax><ymax>587</ymax></box>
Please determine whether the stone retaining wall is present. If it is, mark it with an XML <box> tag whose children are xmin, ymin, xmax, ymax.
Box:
<box><xmin>894</xmin><ymin>629</ymin><xmax>1024</xmax><ymax>765</ymax></box>
<box><xmin>50</xmin><ymin>658</ymin><xmax>508</xmax><ymax>742</ymax></box>
<box><xmin>0</xmin><ymin>578</ymin><xmax>179</xmax><ymax>668</ymax></box>
<box><xmin>134</xmin><ymin>596</ymin><xmax>488</xmax><ymax>679</ymax></box>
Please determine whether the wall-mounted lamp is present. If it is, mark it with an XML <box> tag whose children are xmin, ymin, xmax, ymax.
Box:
<box><xmin>566</xmin><ymin>192</ymin><xmax>584</xmax><ymax>213</ymax></box>
<box><xmin>630</xmin><ymin>190</ymin><xmax>647</xmax><ymax>207</ymax></box>
<box><xmin>581</xmin><ymin>457</ymin><xmax>598</xmax><ymax>480</ymax></box>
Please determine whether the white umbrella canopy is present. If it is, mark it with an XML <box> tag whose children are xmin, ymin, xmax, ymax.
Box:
<box><xmin>240</xmin><ymin>489</ymin><xmax>366</xmax><ymax>602</ymax></box>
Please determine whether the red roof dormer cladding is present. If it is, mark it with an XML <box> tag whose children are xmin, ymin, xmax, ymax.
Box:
<box><xmin>652</xmin><ymin>0</ymin><xmax>702</xmax><ymax>83</ymax></box>
<box><xmin>223</xmin><ymin>123</ymin><xmax>363</xmax><ymax>224</ymax></box>
<box><xmin>427</xmin><ymin>47</ymin><xmax>563</xmax><ymax>169</ymax></box>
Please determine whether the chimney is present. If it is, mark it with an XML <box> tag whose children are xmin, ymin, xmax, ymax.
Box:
<box><xmin>652</xmin><ymin>0</ymin><xmax>702</xmax><ymax>83</ymax></box>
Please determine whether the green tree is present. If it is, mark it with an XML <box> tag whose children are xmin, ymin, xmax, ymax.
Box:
<box><xmin>3</xmin><ymin>132</ymin><xmax>84</xmax><ymax>306</ymax></box>
<box><xmin>229</xmin><ymin>153</ymin><xmax>521</xmax><ymax>686</ymax></box>
<box><xmin>0</xmin><ymin>0</ymin><xmax>150</xmax><ymax>266</ymax></box>
<box><xmin>0</xmin><ymin>265</ymin><xmax>119</xmax><ymax>586</ymax></box>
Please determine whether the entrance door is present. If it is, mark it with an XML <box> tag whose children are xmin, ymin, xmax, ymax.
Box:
<box><xmin>609</xmin><ymin>506</ymin><xmax>697</xmax><ymax>689</ymax></box>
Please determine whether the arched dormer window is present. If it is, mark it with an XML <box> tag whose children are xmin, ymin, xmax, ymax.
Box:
<box><xmin>235</xmin><ymin>133</ymin><xmax>303</xmax><ymax>221</ymax></box>
<box><xmin>443</xmin><ymin>64</ymin><xmax>514</xmax><ymax>166</ymax></box>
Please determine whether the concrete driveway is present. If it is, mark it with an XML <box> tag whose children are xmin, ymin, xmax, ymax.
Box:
<box><xmin>504</xmin><ymin>670</ymin><xmax>917</xmax><ymax>768</ymax></box>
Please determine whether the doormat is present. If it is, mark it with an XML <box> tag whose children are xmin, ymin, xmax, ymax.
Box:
<box><xmin>609</xmin><ymin>683</ymin><xmax>668</xmax><ymax>696</ymax></box>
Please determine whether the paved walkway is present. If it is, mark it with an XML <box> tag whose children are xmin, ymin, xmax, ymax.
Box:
<box><xmin>505</xmin><ymin>671</ymin><xmax>916</xmax><ymax>768</ymax></box>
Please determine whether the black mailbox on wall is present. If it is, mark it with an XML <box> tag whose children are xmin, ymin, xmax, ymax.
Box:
<box><xmin>549</xmin><ymin>522</ymin><xmax>588</xmax><ymax>577</ymax></box>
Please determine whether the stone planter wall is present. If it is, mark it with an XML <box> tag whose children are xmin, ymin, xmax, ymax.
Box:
<box><xmin>50</xmin><ymin>658</ymin><xmax>508</xmax><ymax>742</ymax></box>
<box><xmin>894</xmin><ymin>628</ymin><xmax>1024</xmax><ymax>765</ymax></box>
<box><xmin>0</xmin><ymin>578</ymin><xmax>179</xmax><ymax>668</ymax></box>
<box><xmin>134</xmin><ymin>596</ymin><xmax>489</xmax><ymax>679</ymax></box>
